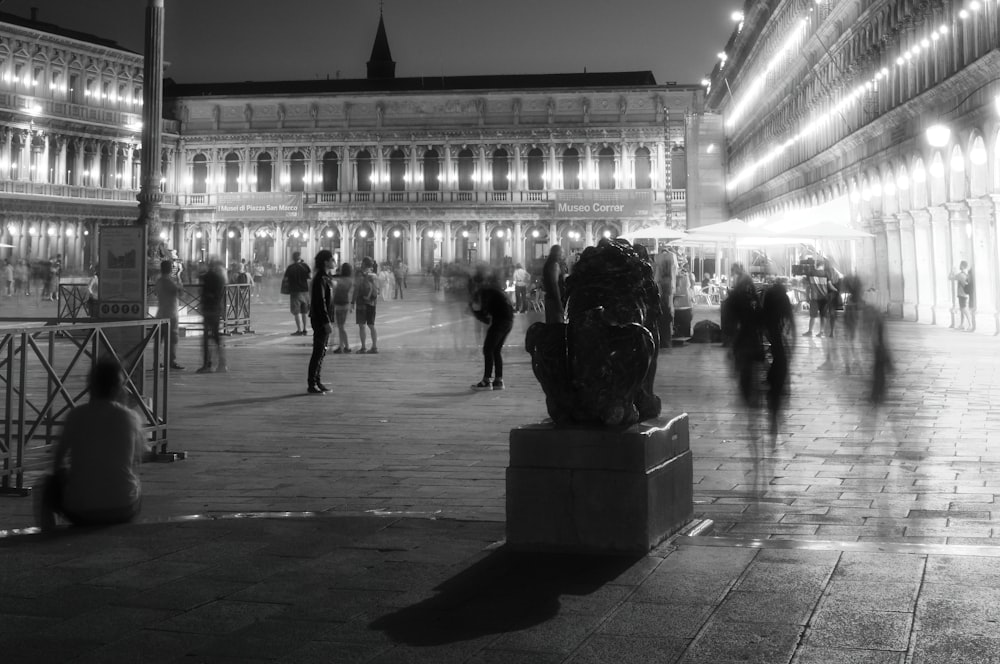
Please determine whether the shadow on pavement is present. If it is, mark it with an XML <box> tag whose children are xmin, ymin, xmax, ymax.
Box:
<box><xmin>369</xmin><ymin>547</ymin><xmax>640</xmax><ymax>646</ymax></box>
<box><xmin>186</xmin><ymin>392</ymin><xmax>304</xmax><ymax>409</ymax></box>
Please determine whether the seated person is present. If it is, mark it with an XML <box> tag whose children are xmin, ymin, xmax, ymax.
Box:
<box><xmin>35</xmin><ymin>359</ymin><xmax>145</xmax><ymax>530</ymax></box>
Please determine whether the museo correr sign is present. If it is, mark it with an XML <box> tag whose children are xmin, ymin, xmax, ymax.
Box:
<box><xmin>215</xmin><ymin>192</ymin><xmax>304</xmax><ymax>219</ymax></box>
<box><xmin>553</xmin><ymin>191</ymin><xmax>653</xmax><ymax>219</ymax></box>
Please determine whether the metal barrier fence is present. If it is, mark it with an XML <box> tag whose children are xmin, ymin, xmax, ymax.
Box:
<box><xmin>57</xmin><ymin>282</ymin><xmax>253</xmax><ymax>335</ymax></box>
<box><xmin>0</xmin><ymin>319</ymin><xmax>171</xmax><ymax>494</ymax></box>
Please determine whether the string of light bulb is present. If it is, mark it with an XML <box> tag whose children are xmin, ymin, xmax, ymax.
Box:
<box><xmin>726</xmin><ymin>0</ymin><xmax>993</xmax><ymax>192</ymax></box>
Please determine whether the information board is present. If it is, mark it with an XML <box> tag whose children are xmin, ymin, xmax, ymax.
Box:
<box><xmin>97</xmin><ymin>225</ymin><xmax>146</xmax><ymax>320</ymax></box>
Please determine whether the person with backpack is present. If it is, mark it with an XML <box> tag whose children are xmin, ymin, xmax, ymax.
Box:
<box><xmin>282</xmin><ymin>252</ymin><xmax>311</xmax><ymax>336</ymax></box>
<box><xmin>353</xmin><ymin>257</ymin><xmax>380</xmax><ymax>353</ymax></box>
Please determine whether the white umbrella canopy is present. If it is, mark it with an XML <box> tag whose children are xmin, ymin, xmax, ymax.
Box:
<box><xmin>620</xmin><ymin>226</ymin><xmax>688</xmax><ymax>242</ymax></box>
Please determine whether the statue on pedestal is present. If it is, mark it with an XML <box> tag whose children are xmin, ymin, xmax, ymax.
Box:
<box><xmin>526</xmin><ymin>238</ymin><xmax>662</xmax><ymax>427</ymax></box>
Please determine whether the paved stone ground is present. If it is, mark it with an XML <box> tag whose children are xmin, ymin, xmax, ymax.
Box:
<box><xmin>1</xmin><ymin>279</ymin><xmax>999</xmax><ymax>662</ymax></box>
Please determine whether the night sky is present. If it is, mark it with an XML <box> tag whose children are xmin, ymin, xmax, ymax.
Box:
<box><xmin>3</xmin><ymin>0</ymin><xmax>737</xmax><ymax>86</ymax></box>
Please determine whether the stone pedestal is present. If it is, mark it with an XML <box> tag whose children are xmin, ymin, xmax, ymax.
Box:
<box><xmin>506</xmin><ymin>413</ymin><xmax>692</xmax><ymax>554</ymax></box>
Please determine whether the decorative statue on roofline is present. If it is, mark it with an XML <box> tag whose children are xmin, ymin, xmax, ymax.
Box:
<box><xmin>525</xmin><ymin>238</ymin><xmax>662</xmax><ymax>426</ymax></box>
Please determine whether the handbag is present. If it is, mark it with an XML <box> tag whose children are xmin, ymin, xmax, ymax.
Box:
<box><xmin>280</xmin><ymin>275</ymin><xmax>290</xmax><ymax>295</ymax></box>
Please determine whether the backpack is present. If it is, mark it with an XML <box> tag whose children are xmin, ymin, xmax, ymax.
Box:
<box><xmin>357</xmin><ymin>274</ymin><xmax>377</xmax><ymax>305</ymax></box>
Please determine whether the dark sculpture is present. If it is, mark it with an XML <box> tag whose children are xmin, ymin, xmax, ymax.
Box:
<box><xmin>525</xmin><ymin>238</ymin><xmax>662</xmax><ymax>426</ymax></box>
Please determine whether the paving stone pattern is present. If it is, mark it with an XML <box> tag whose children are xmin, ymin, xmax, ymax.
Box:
<box><xmin>1</xmin><ymin>280</ymin><xmax>999</xmax><ymax>662</ymax></box>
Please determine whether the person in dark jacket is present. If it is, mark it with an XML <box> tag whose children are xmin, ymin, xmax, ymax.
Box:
<box><xmin>307</xmin><ymin>250</ymin><xmax>335</xmax><ymax>394</ymax></box>
<box><xmin>470</xmin><ymin>269</ymin><xmax>514</xmax><ymax>390</ymax></box>
<box><xmin>196</xmin><ymin>258</ymin><xmax>227</xmax><ymax>373</ymax></box>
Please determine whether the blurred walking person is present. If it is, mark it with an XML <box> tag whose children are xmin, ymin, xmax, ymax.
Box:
<box><xmin>34</xmin><ymin>359</ymin><xmax>145</xmax><ymax>530</ymax></box>
<box><xmin>761</xmin><ymin>279</ymin><xmax>795</xmax><ymax>441</ymax></box>
<box><xmin>197</xmin><ymin>258</ymin><xmax>227</xmax><ymax>373</ymax></box>
<box><xmin>470</xmin><ymin>269</ymin><xmax>514</xmax><ymax>390</ymax></box>
<box><xmin>307</xmin><ymin>250</ymin><xmax>335</xmax><ymax>394</ymax></box>
<box><xmin>155</xmin><ymin>259</ymin><xmax>184</xmax><ymax>370</ymax></box>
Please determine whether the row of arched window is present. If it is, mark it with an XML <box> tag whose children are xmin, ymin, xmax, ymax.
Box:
<box><xmin>188</xmin><ymin>146</ymin><xmax>660</xmax><ymax>193</ymax></box>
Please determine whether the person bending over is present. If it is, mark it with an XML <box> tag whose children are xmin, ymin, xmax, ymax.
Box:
<box><xmin>470</xmin><ymin>271</ymin><xmax>514</xmax><ymax>390</ymax></box>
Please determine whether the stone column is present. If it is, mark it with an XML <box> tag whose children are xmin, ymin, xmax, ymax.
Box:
<box><xmin>879</xmin><ymin>216</ymin><xmax>902</xmax><ymax>317</ymax></box>
<box><xmin>548</xmin><ymin>145</ymin><xmax>558</xmax><ymax>190</ymax></box>
<box><xmin>513</xmin><ymin>220</ymin><xmax>523</xmax><ymax>265</ymax></box>
<box><xmin>137</xmin><ymin>0</ymin><xmax>164</xmax><ymax>314</ymax></box>
<box><xmin>339</xmin><ymin>221</ymin><xmax>351</xmax><ymax>266</ymax></box>
<box><xmin>479</xmin><ymin>221</ymin><xmax>488</xmax><ymax>263</ymax></box>
<box><xmin>443</xmin><ymin>221</ymin><xmax>453</xmax><ymax>263</ymax></box>
<box><xmin>373</xmin><ymin>222</ymin><xmax>385</xmax><ymax>263</ymax></box>
<box><xmin>897</xmin><ymin>211</ymin><xmax>918</xmax><ymax>321</ymax></box>
<box><xmin>513</xmin><ymin>145</ymin><xmax>522</xmax><ymax>193</ymax></box>
<box><xmin>968</xmin><ymin>197</ymin><xmax>996</xmax><ymax>334</ymax></box>
<box><xmin>910</xmin><ymin>208</ymin><xmax>936</xmax><ymax>324</ymax></box>
<box><xmin>443</xmin><ymin>144</ymin><xmax>453</xmax><ymax>191</ymax></box>
<box><xmin>926</xmin><ymin>206</ymin><xmax>952</xmax><ymax>326</ymax></box>
<box><xmin>549</xmin><ymin>221</ymin><xmax>559</xmax><ymax>249</ymax></box>
<box><xmin>585</xmin><ymin>221</ymin><xmax>595</xmax><ymax>248</ymax></box>
<box><xmin>410</xmin><ymin>146</ymin><xmax>419</xmax><ymax>192</ymax></box>
<box><xmin>583</xmin><ymin>144</ymin><xmax>593</xmax><ymax>189</ymax></box>
<box><xmin>408</xmin><ymin>220</ymin><xmax>419</xmax><ymax>269</ymax></box>
<box><xmin>2</xmin><ymin>128</ymin><xmax>11</xmax><ymax>178</ymax></box>
<box><xmin>375</xmin><ymin>145</ymin><xmax>385</xmax><ymax>192</ymax></box>
<box><xmin>479</xmin><ymin>145</ymin><xmax>489</xmax><ymax>192</ymax></box>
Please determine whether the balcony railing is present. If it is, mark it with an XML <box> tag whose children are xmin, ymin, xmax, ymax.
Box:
<box><xmin>0</xmin><ymin>90</ymin><xmax>180</xmax><ymax>133</ymax></box>
<box><xmin>0</xmin><ymin>181</ymin><xmax>686</xmax><ymax>208</ymax></box>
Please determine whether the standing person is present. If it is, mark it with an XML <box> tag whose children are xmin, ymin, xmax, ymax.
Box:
<box><xmin>168</xmin><ymin>248</ymin><xmax>184</xmax><ymax>283</ymax></box>
<box><xmin>802</xmin><ymin>259</ymin><xmax>829</xmax><ymax>337</ymax></box>
<box><xmin>14</xmin><ymin>258</ymin><xmax>28</xmax><ymax>296</ymax></box>
<box><xmin>331</xmin><ymin>263</ymin><xmax>354</xmax><ymax>354</ymax></box>
<box><xmin>432</xmin><ymin>262</ymin><xmax>443</xmax><ymax>292</ymax></box>
<box><xmin>283</xmin><ymin>251</ymin><xmax>311</xmax><ymax>336</ymax></box>
<box><xmin>47</xmin><ymin>253</ymin><xmax>62</xmax><ymax>301</ymax></box>
<box><xmin>542</xmin><ymin>244</ymin><xmax>566</xmax><ymax>324</ymax></box>
<box><xmin>307</xmin><ymin>250</ymin><xmax>335</xmax><ymax>394</ymax></box>
<box><xmin>252</xmin><ymin>260</ymin><xmax>264</xmax><ymax>299</ymax></box>
<box><xmin>85</xmin><ymin>265</ymin><xmax>99</xmax><ymax>317</ymax></box>
<box><xmin>378</xmin><ymin>264</ymin><xmax>392</xmax><ymax>302</ymax></box>
<box><xmin>353</xmin><ymin>257</ymin><xmax>380</xmax><ymax>353</ymax></box>
<box><xmin>512</xmin><ymin>263</ymin><xmax>531</xmax><ymax>313</ymax></box>
<box><xmin>950</xmin><ymin>261</ymin><xmax>972</xmax><ymax>330</ymax></box>
<box><xmin>155</xmin><ymin>260</ymin><xmax>184</xmax><ymax>370</ymax></box>
<box><xmin>470</xmin><ymin>270</ymin><xmax>515</xmax><ymax>390</ymax></box>
<box><xmin>197</xmin><ymin>258</ymin><xmax>227</xmax><ymax>374</ymax></box>
<box><xmin>654</xmin><ymin>246</ymin><xmax>678</xmax><ymax>342</ymax></box>
<box><xmin>393</xmin><ymin>259</ymin><xmax>405</xmax><ymax>300</ymax></box>
<box><xmin>34</xmin><ymin>359</ymin><xmax>145</xmax><ymax>530</ymax></box>
<box><xmin>2</xmin><ymin>259</ymin><xmax>12</xmax><ymax>296</ymax></box>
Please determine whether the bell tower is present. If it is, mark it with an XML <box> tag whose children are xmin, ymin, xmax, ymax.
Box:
<box><xmin>366</xmin><ymin>11</ymin><xmax>396</xmax><ymax>79</ymax></box>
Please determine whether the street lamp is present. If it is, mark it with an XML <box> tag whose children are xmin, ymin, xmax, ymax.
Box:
<box><xmin>924</xmin><ymin>77</ymin><xmax>1000</xmax><ymax>147</ymax></box>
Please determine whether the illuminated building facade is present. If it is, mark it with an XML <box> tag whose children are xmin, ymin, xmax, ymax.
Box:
<box><xmin>0</xmin><ymin>11</ymin><xmax>156</xmax><ymax>272</ymax></box>
<box><xmin>708</xmin><ymin>0</ymin><xmax>1000</xmax><ymax>332</ymax></box>
<box><xmin>0</xmin><ymin>11</ymin><xmax>699</xmax><ymax>276</ymax></box>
